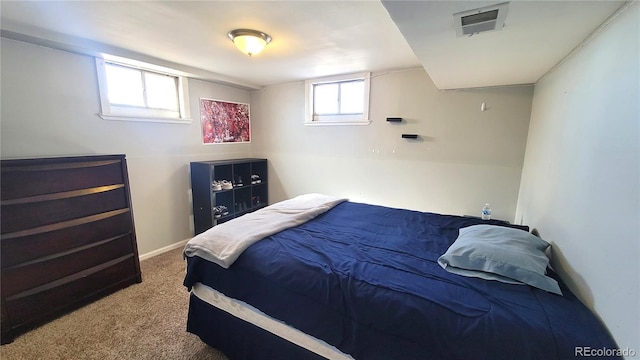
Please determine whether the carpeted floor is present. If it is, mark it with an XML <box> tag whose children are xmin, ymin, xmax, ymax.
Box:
<box><xmin>1</xmin><ymin>246</ymin><xmax>229</xmax><ymax>360</ymax></box>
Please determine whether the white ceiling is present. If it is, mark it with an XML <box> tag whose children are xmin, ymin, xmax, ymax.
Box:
<box><xmin>0</xmin><ymin>1</ymin><xmax>625</xmax><ymax>90</ymax></box>
<box><xmin>382</xmin><ymin>0</ymin><xmax>625</xmax><ymax>89</ymax></box>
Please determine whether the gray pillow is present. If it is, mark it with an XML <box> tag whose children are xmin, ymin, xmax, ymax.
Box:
<box><xmin>438</xmin><ymin>225</ymin><xmax>562</xmax><ymax>295</ymax></box>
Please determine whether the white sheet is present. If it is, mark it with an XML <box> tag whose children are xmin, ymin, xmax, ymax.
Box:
<box><xmin>184</xmin><ymin>193</ymin><xmax>347</xmax><ymax>268</ymax></box>
<box><xmin>192</xmin><ymin>283</ymin><xmax>354</xmax><ymax>359</ymax></box>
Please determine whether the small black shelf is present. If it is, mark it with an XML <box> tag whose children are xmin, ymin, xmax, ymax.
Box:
<box><xmin>386</xmin><ymin>117</ymin><xmax>402</xmax><ymax>122</ymax></box>
<box><xmin>402</xmin><ymin>134</ymin><xmax>418</xmax><ymax>139</ymax></box>
<box><xmin>190</xmin><ymin>158</ymin><xmax>268</xmax><ymax>235</ymax></box>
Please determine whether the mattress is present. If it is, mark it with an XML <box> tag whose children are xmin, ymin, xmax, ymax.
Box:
<box><xmin>184</xmin><ymin>201</ymin><xmax>620</xmax><ymax>359</ymax></box>
<box><xmin>191</xmin><ymin>282</ymin><xmax>352</xmax><ymax>359</ymax></box>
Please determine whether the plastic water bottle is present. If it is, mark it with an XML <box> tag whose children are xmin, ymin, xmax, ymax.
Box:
<box><xmin>481</xmin><ymin>203</ymin><xmax>492</xmax><ymax>220</ymax></box>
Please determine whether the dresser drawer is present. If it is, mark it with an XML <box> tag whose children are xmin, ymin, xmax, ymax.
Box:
<box><xmin>1</xmin><ymin>160</ymin><xmax>124</xmax><ymax>200</ymax></box>
<box><xmin>4</xmin><ymin>256</ymin><xmax>139</xmax><ymax>328</ymax></box>
<box><xmin>1</xmin><ymin>209</ymin><xmax>133</xmax><ymax>268</ymax></box>
<box><xmin>2</xmin><ymin>234</ymin><xmax>135</xmax><ymax>298</ymax></box>
<box><xmin>1</xmin><ymin>186</ymin><xmax>128</xmax><ymax>234</ymax></box>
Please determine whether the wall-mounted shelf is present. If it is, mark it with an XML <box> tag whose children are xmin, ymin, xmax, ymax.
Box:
<box><xmin>402</xmin><ymin>134</ymin><xmax>418</xmax><ymax>139</ymax></box>
<box><xmin>386</xmin><ymin>117</ymin><xmax>402</xmax><ymax>122</ymax></box>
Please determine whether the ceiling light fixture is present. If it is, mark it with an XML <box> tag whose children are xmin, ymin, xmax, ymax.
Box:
<box><xmin>227</xmin><ymin>29</ymin><xmax>272</xmax><ymax>57</ymax></box>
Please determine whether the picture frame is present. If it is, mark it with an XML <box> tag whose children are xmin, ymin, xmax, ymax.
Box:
<box><xmin>200</xmin><ymin>98</ymin><xmax>251</xmax><ymax>144</ymax></box>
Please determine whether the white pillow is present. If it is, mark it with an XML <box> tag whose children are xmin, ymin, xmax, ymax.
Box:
<box><xmin>438</xmin><ymin>225</ymin><xmax>562</xmax><ymax>295</ymax></box>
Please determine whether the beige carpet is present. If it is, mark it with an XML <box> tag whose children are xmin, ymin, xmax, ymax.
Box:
<box><xmin>1</xmin><ymin>247</ymin><xmax>229</xmax><ymax>360</ymax></box>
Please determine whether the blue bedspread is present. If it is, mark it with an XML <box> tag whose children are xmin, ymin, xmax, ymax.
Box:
<box><xmin>184</xmin><ymin>201</ymin><xmax>619</xmax><ymax>359</ymax></box>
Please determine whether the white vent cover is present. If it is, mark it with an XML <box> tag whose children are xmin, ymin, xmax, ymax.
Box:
<box><xmin>453</xmin><ymin>2</ymin><xmax>510</xmax><ymax>37</ymax></box>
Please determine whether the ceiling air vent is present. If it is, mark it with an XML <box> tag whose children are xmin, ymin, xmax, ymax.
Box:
<box><xmin>453</xmin><ymin>2</ymin><xmax>509</xmax><ymax>37</ymax></box>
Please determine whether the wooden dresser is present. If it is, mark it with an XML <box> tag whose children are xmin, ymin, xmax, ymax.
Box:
<box><xmin>0</xmin><ymin>154</ymin><xmax>142</xmax><ymax>343</ymax></box>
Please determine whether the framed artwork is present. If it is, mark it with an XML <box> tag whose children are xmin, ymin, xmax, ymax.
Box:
<box><xmin>200</xmin><ymin>98</ymin><xmax>251</xmax><ymax>144</ymax></box>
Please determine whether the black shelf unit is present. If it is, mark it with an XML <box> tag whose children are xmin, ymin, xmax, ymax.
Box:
<box><xmin>190</xmin><ymin>158</ymin><xmax>268</xmax><ymax>235</ymax></box>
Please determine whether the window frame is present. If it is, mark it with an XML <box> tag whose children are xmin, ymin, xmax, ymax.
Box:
<box><xmin>305</xmin><ymin>72</ymin><xmax>371</xmax><ymax>126</ymax></box>
<box><xmin>95</xmin><ymin>57</ymin><xmax>192</xmax><ymax>124</ymax></box>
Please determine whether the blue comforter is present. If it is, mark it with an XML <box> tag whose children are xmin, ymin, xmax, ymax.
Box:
<box><xmin>184</xmin><ymin>201</ymin><xmax>619</xmax><ymax>359</ymax></box>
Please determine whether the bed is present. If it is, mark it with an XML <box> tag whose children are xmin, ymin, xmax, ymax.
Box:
<box><xmin>183</xmin><ymin>194</ymin><xmax>620</xmax><ymax>360</ymax></box>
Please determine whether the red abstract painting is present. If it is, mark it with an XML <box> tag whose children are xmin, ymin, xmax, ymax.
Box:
<box><xmin>200</xmin><ymin>98</ymin><xmax>250</xmax><ymax>144</ymax></box>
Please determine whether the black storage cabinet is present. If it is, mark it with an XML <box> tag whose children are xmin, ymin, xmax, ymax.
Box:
<box><xmin>190</xmin><ymin>158</ymin><xmax>268</xmax><ymax>235</ymax></box>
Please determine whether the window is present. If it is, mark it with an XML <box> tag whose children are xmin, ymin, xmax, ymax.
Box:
<box><xmin>95</xmin><ymin>58</ymin><xmax>191</xmax><ymax>123</ymax></box>
<box><xmin>305</xmin><ymin>72</ymin><xmax>370</xmax><ymax>125</ymax></box>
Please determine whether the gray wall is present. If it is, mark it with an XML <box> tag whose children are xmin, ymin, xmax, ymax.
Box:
<box><xmin>516</xmin><ymin>3</ymin><xmax>639</xmax><ymax>353</ymax></box>
<box><xmin>1</xmin><ymin>36</ymin><xmax>534</xmax><ymax>253</ymax></box>
<box><xmin>250</xmin><ymin>68</ymin><xmax>533</xmax><ymax>221</ymax></box>
<box><xmin>0</xmin><ymin>37</ymin><xmax>253</xmax><ymax>255</ymax></box>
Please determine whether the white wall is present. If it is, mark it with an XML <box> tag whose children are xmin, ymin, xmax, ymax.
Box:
<box><xmin>250</xmin><ymin>69</ymin><xmax>533</xmax><ymax>221</ymax></box>
<box><xmin>0</xmin><ymin>38</ymin><xmax>253</xmax><ymax>255</ymax></box>
<box><xmin>0</xmin><ymin>38</ymin><xmax>533</xmax><ymax>254</ymax></box>
<box><xmin>515</xmin><ymin>3</ymin><xmax>639</xmax><ymax>354</ymax></box>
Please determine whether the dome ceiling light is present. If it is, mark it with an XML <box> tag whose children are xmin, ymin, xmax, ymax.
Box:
<box><xmin>227</xmin><ymin>29</ymin><xmax>272</xmax><ymax>57</ymax></box>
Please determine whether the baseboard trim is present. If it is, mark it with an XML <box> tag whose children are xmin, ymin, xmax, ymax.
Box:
<box><xmin>139</xmin><ymin>238</ymin><xmax>191</xmax><ymax>261</ymax></box>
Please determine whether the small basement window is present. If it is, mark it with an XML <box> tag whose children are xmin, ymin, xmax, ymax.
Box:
<box><xmin>95</xmin><ymin>57</ymin><xmax>191</xmax><ymax>123</ymax></box>
<box><xmin>305</xmin><ymin>72</ymin><xmax>370</xmax><ymax>125</ymax></box>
